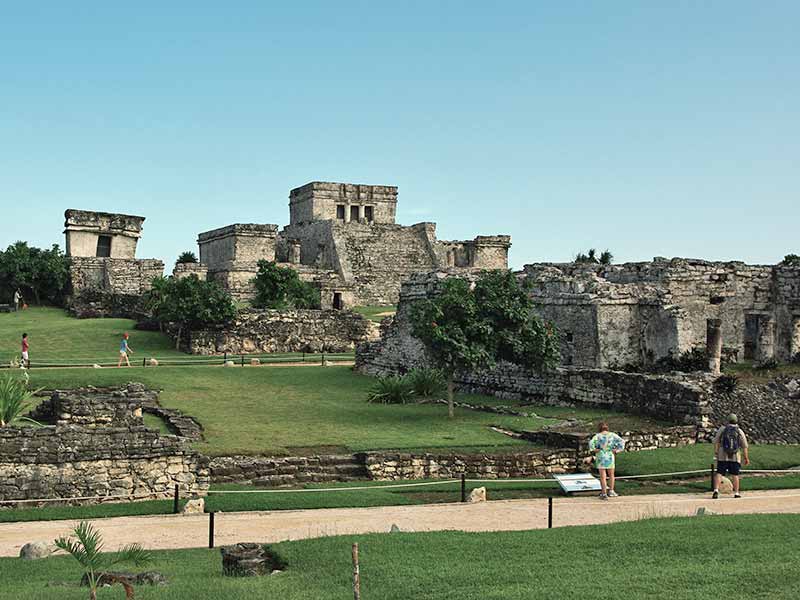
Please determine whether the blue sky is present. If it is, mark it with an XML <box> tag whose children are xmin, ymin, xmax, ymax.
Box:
<box><xmin>1</xmin><ymin>1</ymin><xmax>797</xmax><ymax>269</ymax></box>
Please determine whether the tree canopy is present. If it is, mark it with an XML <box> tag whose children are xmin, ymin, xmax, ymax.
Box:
<box><xmin>0</xmin><ymin>241</ymin><xmax>70</xmax><ymax>305</ymax></box>
<box><xmin>252</xmin><ymin>260</ymin><xmax>321</xmax><ymax>310</ymax></box>
<box><xmin>145</xmin><ymin>275</ymin><xmax>236</xmax><ymax>349</ymax></box>
<box><xmin>409</xmin><ymin>270</ymin><xmax>560</xmax><ymax>417</ymax></box>
<box><xmin>574</xmin><ymin>248</ymin><xmax>613</xmax><ymax>265</ymax></box>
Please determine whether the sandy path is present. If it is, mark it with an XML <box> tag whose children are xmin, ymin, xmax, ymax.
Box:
<box><xmin>3</xmin><ymin>489</ymin><xmax>800</xmax><ymax>557</ymax></box>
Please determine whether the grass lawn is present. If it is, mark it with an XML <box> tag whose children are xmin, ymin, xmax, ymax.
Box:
<box><xmin>3</xmin><ymin>515</ymin><xmax>800</xmax><ymax>599</ymax></box>
<box><xmin>352</xmin><ymin>304</ymin><xmax>396</xmax><ymax>322</ymax></box>
<box><xmin>0</xmin><ymin>306</ymin><xmax>184</xmax><ymax>364</ymax></box>
<box><xmin>24</xmin><ymin>365</ymin><xmax>562</xmax><ymax>455</ymax></box>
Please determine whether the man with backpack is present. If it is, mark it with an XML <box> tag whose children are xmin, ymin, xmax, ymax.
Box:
<box><xmin>712</xmin><ymin>413</ymin><xmax>750</xmax><ymax>499</ymax></box>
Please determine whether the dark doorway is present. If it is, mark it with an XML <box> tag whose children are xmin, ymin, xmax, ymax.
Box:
<box><xmin>336</xmin><ymin>204</ymin><xmax>345</xmax><ymax>220</ymax></box>
<box><xmin>96</xmin><ymin>235</ymin><xmax>112</xmax><ymax>257</ymax></box>
<box><xmin>744</xmin><ymin>314</ymin><xmax>758</xmax><ymax>360</ymax></box>
<box><xmin>364</xmin><ymin>206</ymin><xmax>374</xmax><ymax>222</ymax></box>
<box><xmin>332</xmin><ymin>292</ymin><xmax>343</xmax><ymax>310</ymax></box>
<box><xmin>350</xmin><ymin>205</ymin><xmax>360</xmax><ymax>222</ymax></box>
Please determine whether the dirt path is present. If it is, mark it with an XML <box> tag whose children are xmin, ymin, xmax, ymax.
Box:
<box><xmin>3</xmin><ymin>489</ymin><xmax>800</xmax><ymax>557</ymax></box>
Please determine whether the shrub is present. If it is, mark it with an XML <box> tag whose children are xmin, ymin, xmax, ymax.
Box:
<box><xmin>407</xmin><ymin>368</ymin><xmax>446</xmax><ymax>398</ymax></box>
<box><xmin>755</xmin><ymin>357</ymin><xmax>780</xmax><ymax>371</ymax></box>
<box><xmin>0</xmin><ymin>241</ymin><xmax>69</xmax><ymax>305</ymax></box>
<box><xmin>0</xmin><ymin>372</ymin><xmax>40</xmax><ymax>428</ymax></box>
<box><xmin>367</xmin><ymin>376</ymin><xmax>414</xmax><ymax>404</ymax></box>
<box><xmin>574</xmin><ymin>249</ymin><xmax>613</xmax><ymax>265</ymax></box>
<box><xmin>176</xmin><ymin>251</ymin><xmax>198</xmax><ymax>264</ymax></box>
<box><xmin>782</xmin><ymin>254</ymin><xmax>800</xmax><ymax>266</ymax></box>
<box><xmin>713</xmin><ymin>374</ymin><xmax>739</xmax><ymax>397</ymax></box>
<box><xmin>653</xmin><ymin>347</ymin><xmax>708</xmax><ymax>373</ymax></box>
<box><xmin>252</xmin><ymin>261</ymin><xmax>321</xmax><ymax>310</ymax></box>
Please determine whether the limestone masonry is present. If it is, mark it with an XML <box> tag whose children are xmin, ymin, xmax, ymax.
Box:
<box><xmin>0</xmin><ymin>384</ymin><xmax>208</xmax><ymax>503</ymax></box>
<box><xmin>196</xmin><ymin>181</ymin><xmax>511</xmax><ymax>307</ymax></box>
<box><xmin>64</xmin><ymin>209</ymin><xmax>164</xmax><ymax>318</ymax></box>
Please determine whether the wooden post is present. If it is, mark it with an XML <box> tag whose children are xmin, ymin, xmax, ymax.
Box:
<box><xmin>548</xmin><ymin>497</ymin><xmax>553</xmax><ymax>529</ymax></box>
<box><xmin>461</xmin><ymin>474</ymin><xmax>466</xmax><ymax>502</ymax></box>
<box><xmin>173</xmin><ymin>484</ymin><xmax>179</xmax><ymax>514</ymax></box>
<box><xmin>710</xmin><ymin>462</ymin><xmax>716</xmax><ymax>492</ymax></box>
<box><xmin>209</xmin><ymin>512</ymin><xmax>215</xmax><ymax>548</ymax></box>
<box><xmin>352</xmin><ymin>543</ymin><xmax>361</xmax><ymax>600</ymax></box>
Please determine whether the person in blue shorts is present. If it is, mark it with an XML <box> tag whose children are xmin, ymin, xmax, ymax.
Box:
<box><xmin>589</xmin><ymin>422</ymin><xmax>625</xmax><ymax>500</ymax></box>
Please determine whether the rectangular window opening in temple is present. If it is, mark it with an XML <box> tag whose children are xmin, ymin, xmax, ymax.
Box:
<box><xmin>96</xmin><ymin>235</ymin><xmax>112</xmax><ymax>257</ymax></box>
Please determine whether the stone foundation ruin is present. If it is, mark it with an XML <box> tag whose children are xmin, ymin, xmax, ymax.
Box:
<box><xmin>0</xmin><ymin>384</ymin><xmax>208</xmax><ymax>504</ymax></box>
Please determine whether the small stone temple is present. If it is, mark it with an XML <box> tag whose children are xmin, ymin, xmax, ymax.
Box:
<box><xmin>64</xmin><ymin>209</ymin><xmax>164</xmax><ymax>317</ymax></box>
<box><xmin>195</xmin><ymin>181</ymin><xmax>511</xmax><ymax>308</ymax></box>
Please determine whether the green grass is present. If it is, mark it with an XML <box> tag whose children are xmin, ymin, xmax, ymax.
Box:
<box><xmin>24</xmin><ymin>366</ymin><xmax>565</xmax><ymax>455</ymax></box>
<box><xmin>0</xmin><ymin>306</ymin><xmax>184</xmax><ymax>364</ymax></box>
<box><xmin>3</xmin><ymin>515</ymin><xmax>800</xmax><ymax>599</ymax></box>
<box><xmin>724</xmin><ymin>360</ymin><xmax>800</xmax><ymax>384</ymax></box>
<box><xmin>352</xmin><ymin>305</ymin><xmax>396</xmax><ymax>322</ymax></box>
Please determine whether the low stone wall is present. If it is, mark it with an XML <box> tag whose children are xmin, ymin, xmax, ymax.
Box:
<box><xmin>209</xmin><ymin>454</ymin><xmax>368</xmax><ymax>486</ymax></box>
<box><xmin>0</xmin><ymin>384</ymin><xmax>208</xmax><ymax>503</ymax></box>
<box><xmin>456</xmin><ymin>363</ymin><xmax>713</xmax><ymax>428</ymax></box>
<box><xmin>184</xmin><ymin>308</ymin><xmax>379</xmax><ymax>355</ymax></box>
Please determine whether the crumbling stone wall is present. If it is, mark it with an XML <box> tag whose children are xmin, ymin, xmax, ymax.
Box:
<box><xmin>64</xmin><ymin>209</ymin><xmax>145</xmax><ymax>259</ymax></box>
<box><xmin>184</xmin><ymin>308</ymin><xmax>379</xmax><ymax>354</ymax></box>
<box><xmin>0</xmin><ymin>384</ymin><xmax>208</xmax><ymax>503</ymax></box>
<box><xmin>173</xmin><ymin>262</ymin><xmax>209</xmax><ymax>280</ymax></box>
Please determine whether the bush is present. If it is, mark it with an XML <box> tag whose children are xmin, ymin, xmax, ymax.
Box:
<box><xmin>653</xmin><ymin>347</ymin><xmax>708</xmax><ymax>373</ymax></box>
<box><xmin>367</xmin><ymin>376</ymin><xmax>414</xmax><ymax>404</ymax></box>
<box><xmin>176</xmin><ymin>251</ymin><xmax>198</xmax><ymax>265</ymax></box>
<box><xmin>782</xmin><ymin>254</ymin><xmax>800</xmax><ymax>266</ymax></box>
<box><xmin>574</xmin><ymin>248</ymin><xmax>613</xmax><ymax>265</ymax></box>
<box><xmin>407</xmin><ymin>368</ymin><xmax>446</xmax><ymax>398</ymax></box>
<box><xmin>755</xmin><ymin>358</ymin><xmax>780</xmax><ymax>371</ymax></box>
<box><xmin>713</xmin><ymin>374</ymin><xmax>739</xmax><ymax>397</ymax></box>
<box><xmin>0</xmin><ymin>372</ymin><xmax>40</xmax><ymax>428</ymax></box>
<box><xmin>252</xmin><ymin>261</ymin><xmax>321</xmax><ymax>310</ymax></box>
<box><xmin>0</xmin><ymin>241</ymin><xmax>69</xmax><ymax>305</ymax></box>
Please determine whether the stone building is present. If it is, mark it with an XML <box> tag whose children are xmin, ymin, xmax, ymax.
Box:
<box><xmin>196</xmin><ymin>181</ymin><xmax>511</xmax><ymax>308</ymax></box>
<box><xmin>65</xmin><ymin>209</ymin><xmax>164</xmax><ymax>317</ymax></box>
<box><xmin>521</xmin><ymin>258</ymin><xmax>800</xmax><ymax>368</ymax></box>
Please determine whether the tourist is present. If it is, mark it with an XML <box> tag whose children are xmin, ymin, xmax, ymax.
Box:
<box><xmin>712</xmin><ymin>413</ymin><xmax>750</xmax><ymax>499</ymax></box>
<box><xmin>13</xmin><ymin>289</ymin><xmax>22</xmax><ymax>312</ymax></box>
<box><xmin>21</xmin><ymin>333</ymin><xmax>29</xmax><ymax>368</ymax></box>
<box><xmin>589</xmin><ymin>422</ymin><xmax>625</xmax><ymax>500</ymax></box>
<box><xmin>117</xmin><ymin>332</ymin><xmax>134</xmax><ymax>367</ymax></box>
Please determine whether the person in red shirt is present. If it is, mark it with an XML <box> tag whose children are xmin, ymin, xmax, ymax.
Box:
<box><xmin>21</xmin><ymin>333</ymin><xmax>29</xmax><ymax>368</ymax></box>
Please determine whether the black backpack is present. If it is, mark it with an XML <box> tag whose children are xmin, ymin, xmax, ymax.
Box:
<box><xmin>721</xmin><ymin>425</ymin><xmax>741</xmax><ymax>459</ymax></box>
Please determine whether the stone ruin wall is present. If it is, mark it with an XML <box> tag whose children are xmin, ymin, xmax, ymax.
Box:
<box><xmin>184</xmin><ymin>308</ymin><xmax>379</xmax><ymax>355</ymax></box>
<box><xmin>64</xmin><ymin>209</ymin><xmax>145</xmax><ymax>259</ymax></box>
<box><xmin>0</xmin><ymin>384</ymin><xmax>208</xmax><ymax>503</ymax></box>
<box><xmin>522</xmin><ymin>259</ymin><xmax>800</xmax><ymax>368</ymax></box>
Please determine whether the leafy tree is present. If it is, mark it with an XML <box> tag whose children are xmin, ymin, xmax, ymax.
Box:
<box><xmin>783</xmin><ymin>254</ymin><xmax>800</xmax><ymax>266</ymax></box>
<box><xmin>0</xmin><ymin>241</ymin><xmax>70</xmax><ymax>305</ymax></box>
<box><xmin>54</xmin><ymin>521</ymin><xmax>151</xmax><ymax>600</ymax></box>
<box><xmin>176</xmin><ymin>251</ymin><xmax>198</xmax><ymax>265</ymax></box>
<box><xmin>574</xmin><ymin>248</ymin><xmax>613</xmax><ymax>265</ymax></box>
<box><xmin>252</xmin><ymin>260</ymin><xmax>321</xmax><ymax>310</ymax></box>
<box><xmin>145</xmin><ymin>275</ymin><xmax>236</xmax><ymax>349</ymax></box>
<box><xmin>409</xmin><ymin>270</ymin><xmax>560</xmax><ymax>418</ymax></box>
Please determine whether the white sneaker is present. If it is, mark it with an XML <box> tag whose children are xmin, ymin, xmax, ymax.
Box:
<box><xmin>608</xmin><ymin>490</ymin><xmax>619</xmax><ymax>498</ymax></box>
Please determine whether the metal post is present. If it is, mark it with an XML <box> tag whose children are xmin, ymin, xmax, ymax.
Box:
<box><xmin>461</xmin><ymin>473</ymin><xmax>466</xmax><ymax>502</ymax></box>
<box><xmin>241</xmin><ymin>354</ymin><xmax>244</xmax><ymax>367</ymax></box>
<box><xmin>352</xmin><ymin>543</ymin><xmax>361</xmax><ymax>600</ymax></box>
<box><xmin>173</xmin><ymin>484</ymin><xmax>179</xmax><ymax>514</ymax></box>
<box><xmin>710</xmin><ymin>462</ymin><xmax>716</xmax><ymax>492</ymax></box>
<box><xmin>548</xmin><ymin>497</ymin><xmax>553</xmax><ymax>529</ymax></box>
<box><xmin>208</xmin><ymin>512</ymin><xmax>215</xmax><ymax>548</ymax></box>
<box><xmin>143</xmin><ymin>357</ymin><xmax>146</xmax><ymax>368</ymax></box>
<box><xmin>223</xmin><ymin>352</ymin><xmax>227</xmax><ymax>365</ymax></box>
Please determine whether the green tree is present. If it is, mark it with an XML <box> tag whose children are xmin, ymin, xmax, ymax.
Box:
<box><xmin>783</xmin><ymin>254</ymin><xmax>800</xmax><ymax>266</ymax></box>
<box><xmin>175</xmin><ymin>251</ymin><xmax>198</xmax><ymax>265</ymax></box>
<box><xmin>54</xmin><ymin>521</ymin><xmax>151</xmax><ymax>600</ymax></box>
<box><xmin>574</xmin><ymin>248</ymin><xmax>613</xmax><ymax>265</ymax></box>
<box><xmin>252</xmin><ymin>260</ymin><xmax>321</xmax><ymax>310</ymax></box>
<box><xmin>0</xmin><ymin>242</ymin><xmax>69</xmax><ymax>305</ymax></box>
<box><xmin>145</xmin><ymin>275</ymin><xmax>236</xmax><ymax>350</ymax></box>
<box><xmin>409</xmin><ymin>270</ymin><xmax>560</xmax><ymax>418</ymax></box>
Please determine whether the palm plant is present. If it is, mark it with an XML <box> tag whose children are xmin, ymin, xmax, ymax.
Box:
<box><xmin>0</xmin><ymin>372</ymin><xmax>40</xmax><ymax>427</ymax></box>
<box><xmin>367</xmin><ymin>375</ymin><xmax>415</xmax><ymax>404</ymax></box>
<box><xmin>54</xmin><ymin>521</ymin><xmax>152</xmax><ymax>600</ymax></box>
<box><xmin>406</xmin><ymin>367</ymin><xmax>446</xmax><ymax>398</ymax></box>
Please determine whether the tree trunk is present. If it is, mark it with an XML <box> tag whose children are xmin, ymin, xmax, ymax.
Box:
<box><xmin>175</xmin><ymin>324</ymin><xmax>182</xmax><ymax>351</ymax></box>
<box><xmin>447</xmin><ymin>374</ymin><xmax>455</xmax><ymax>419</ymax></box>
<box><xmin>89</xmin><ymin>587</ymin><xmax>97</xmax><ymax>600</ymax></box>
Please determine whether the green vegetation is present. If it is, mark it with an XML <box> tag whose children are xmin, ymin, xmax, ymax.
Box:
<box><xmin>352</xmin><ymin>305</ymin><xmax>396</xmax><ymax>322</ymax></box>
<box><xmin>3</xmin><ymin>515</ymin><xmax>800</xmax><ymax>599</ymax></box>
<box><xmin>783</xmin><ymin>253</ymin><xmax>800</xmax><ymax>266</ymax></box>
<box><xmin>410</xmin><ymin>270</ymin><xmax>559</xmax><ymax>417</ymax></box>
<box><xmin>0</xmin><ymin>371</ymin><xmax>39</xmax><ymax>427</ymax></box>
<box><xmin>175</xmin><ymin>251</ymin><xmax>198</xmax><ymax>265</ymax></box>
<box><xmin>366</xmin><ymin>375</ymin><xmax>414</xmax><ymax>404</ymax></box>
<box><xmin>0</xmin><ymin>307</ymin><xmax>185</xmax><ymax>364</ymax></box>
<box><xmin>724</xmin><ymin>360</ymin><xmax>800</xmax><ymax>384</ymax></box>
<box><xmin>54</xmin><ymin>521</ymin><xmax>151</xmax><ymax>600</ymax></box>
<box><xmin>574</xmin><ymin>248</ymin><xmax>613</xmax><ymax>265</ymax></box>
<box><xmin>0</xmin><ymin>241</ymin><xmax>70</xmax><ymax>305</ymax></box>
<box><xmin>252</xmin><ymin>261</ymin><xmax>320</xmax><ymax>310</ymax></box>
<box><xmin>145</xmin><ymin>276</ymin><xmax>236</xmax><ymax>350</ymax></box>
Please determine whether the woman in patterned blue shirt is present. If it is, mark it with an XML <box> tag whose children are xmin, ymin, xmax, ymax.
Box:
<box><xmin>589</xmin><ymin>422</ymin><xmax>625</xmax><ymax>500</ymax></box>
